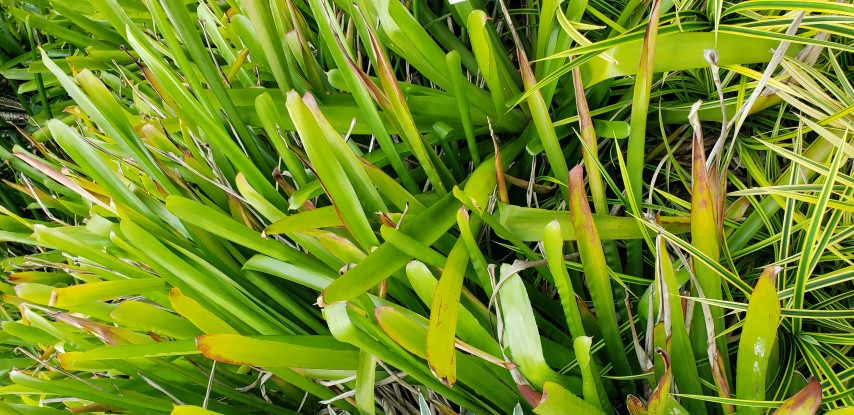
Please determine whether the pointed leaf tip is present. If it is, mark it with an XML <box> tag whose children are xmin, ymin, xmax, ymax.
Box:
<box><xmin>771</xmin><ymin>378</ymin><xmax>822</xmax><ymax>415</ymax></box>
<box><xmin>627</xmin><ymin>395</ymin><xmax>648</xmax><ymax>415</ymax></box>
<box><xmin>569</xmin><ymin>164</ymin><xmax>585</xmax><ymax>185</ymax></box>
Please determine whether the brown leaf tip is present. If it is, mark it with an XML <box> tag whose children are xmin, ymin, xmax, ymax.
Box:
<box><xmin>654</xmin><ymin>348</ymin><xmax>671</xmax><ymax>368</ymax></box>
<box><xmin>518</xmin><ymin>383</ymin><xmax>543</xmax><ymax>407</ymax></box>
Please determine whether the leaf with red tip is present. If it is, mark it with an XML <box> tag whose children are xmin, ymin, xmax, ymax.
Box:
<box><xmin>567</xmin><ymin>165</ymin><xmax>631</xmax><ymax>379</ymax></box>
<box><xmin>648</xmin><ymin>349</ymin><xmax>673</xmax><ymax>415</ymax></box>
<box><xmin>627</xmin><ymin>395</ymin><xmax>648</xmax><ymax>415</ymax></box>
<box><xmin>689</xmin><ymin>100</ymin><xmax>728</xmax><ymax>380</ymax></box>
<box><xmin>771</xmin><ymin>378</ymin><xmax>822</xmax><ymax>415</ymax></box>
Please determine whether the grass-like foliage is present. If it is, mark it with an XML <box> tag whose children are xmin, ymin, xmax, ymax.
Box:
<box><xmin>0</xmin><ymin>0</ymin><xmax>852</xmax><ymax>414</ymax></box>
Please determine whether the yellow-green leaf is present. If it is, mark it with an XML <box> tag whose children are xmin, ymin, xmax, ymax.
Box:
<box><xmin>736</xmin><ymin>266</ymin><xmax>782</xmax><ymax>415</ymax></box>
<box><xmin>426</xmin><ymin>212</ymin><xmax>470</xmax><ymax>386</ymax></box>
<box><xmin>196</xmin><ymin>334</ymin><xmax>359</xmax><ymax>370</ymax></box>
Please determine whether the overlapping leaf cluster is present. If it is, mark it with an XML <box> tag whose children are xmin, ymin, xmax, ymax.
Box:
<box><xmin>0</xmin><ymin>0</ymin><xmax>852</xmax><ymax>414</ymax></box>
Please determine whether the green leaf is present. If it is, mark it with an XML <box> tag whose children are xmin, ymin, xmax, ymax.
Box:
<box><xmin>60</xmin><ymin>340</ymin><xmax>198</xmax><ymax>361</ymax></box>
<box><xmin>285</xmin><ymin>91</ymin><xmax>382</xmax><ymax>250</ymax></box>
<box><xmin>736</xmin><ymin>266</ymin><xmax>782</xmax><ymax>415</ymax></box>
<box><xmin>379</xmin><ymin>226</ymin><xmax>447</xmax><ymax>268</ymax></box>
<box><xmin>196</xmin><ymin>334</ymin><xmax>359</xmax><ymax>370</ymax></box>
<box><xmin>306</xmin><ymin>0</ymin><xmax>417</xmax><ymax>191</ymax></box>
<box><xmin>171</xmin><ymin>406</ymin><xmax>224</xmax><ymax>415</ymax></box>
<box><xmin>109</xmin><ymin>300</ymin><xmax>203</xmax><ymax>339</ymax></box>
<box><xmin>792</xmin><ymin>136</ymin><xmax>846</xmax><ymax>333</ymax></box>
<box><xmin>567</xmin><ymin>165</ymin><xmax>632</xmax><ymax>380</ymax></box>
<box><xmin>543</xmin><ymin>220</ymin><xmax>586</xmax><ymax>340</ymax></box>
<box><xmin>466</xmin><ymin>10</ymin><xmax>518</xmax><ymax>116</ymax></box>
<box><xmin>374</xmin><ymin>304</ymin><xmax>518</xmax><ymax>410</ymax></box>
<box><xmin>265</xmin><ymin>206</ymin><xmax>343</xmax><ymax>235</ymax></box>
<box><xmin>533</xmin><ymin>381</ymin><xmax>608</xmax><ymax>415</ymax></box>
<box><xmin>117</xmin><ymin>220</ymin><xmax>281</xmax><ymax>334</ymax></box>
<box><xmin>165</xmin><ymin>196</ymin><xmax>331</xmax><ymax>276</ymax></box>
<box><xmin>689</xmin><ymin>104</ymin><xmax>728</xmax><ymax>378</ymax></box>
<box><xmin>10</xmin><ymin>371</ymin><xmax>173</xmax><ymax>413</ymax></box>
<box><xmin>497</xmin><ymin>264</ymin><xmax>581</xmax><ymax>393</ymax></box>
<box><xmin>47</xmin><ymin>120</ymin><xmax>151</xmax><ymax>217</ymax></box>
<box><xmin>624</xmin><ymin>0</ymin><xmax>662</xmax><ymax>278</ymax></box>
<box><xmin>325</xmin><ymin>302</ymin><xmax>499</xmax><ymax>414</ymax></box>
<box><xmin>168</xmin><ymin>288</ymin><xmax>238</xmax><ymax>334</ymax></box>
<box><xmin>574</xmin><ymin>336</ymin><xmax>612</xmax><ymax>413</ymax></box>
<box><xmin>320</xmin><ymin>138</ymin><xmax>526</xmax><ymax>304</ymax></box>
<box><xmin>426</xmin><ymin>213</ymin><xmax>470</xmax><ymax>386</ymax></box>
<box><xmin>653</xmin><ymin>235</ymin><xmax>706</xmax><ymax>415</ymax></box>
<box><xmin>497</xmin><ymin>202</ymin><xmax>690</xmax><ymax>241</ymax></box>
<box><xmin>50</xmin><ymin>279</ymin><xmax>165</xmax><ymax>308</ymax></box>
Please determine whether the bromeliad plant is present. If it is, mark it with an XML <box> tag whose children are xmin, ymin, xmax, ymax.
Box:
<box><xmin>0</xmin><ymin>0</ymin><xmax>852</xmax><ymax>414</ymax></box>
